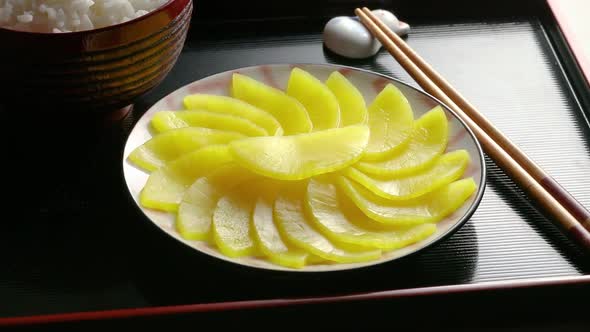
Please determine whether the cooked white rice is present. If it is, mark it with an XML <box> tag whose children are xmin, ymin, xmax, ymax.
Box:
<box><xmin>0</xmin><ymin>0</ymin><xmax>169</xmax><ymax>33</ymax></box>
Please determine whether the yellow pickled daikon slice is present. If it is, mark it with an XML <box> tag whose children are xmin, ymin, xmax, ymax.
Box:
<box><xmin>345</xmin><ymin>150</ymin><xmax>469</xmax><ymax>200</ymax></box>
<box><xmin>305</xmin><ymin>178</ymin><xmax>436</xmax><ymax>249</ymax></box>
<box><xmin>325</xmin><ymin>71</ymin><xmax>367</xmax><ymax>126</ymax></box>
<box><xmin>286</xmin><ymin>67</ymin><xmax>340</xmax><ymax>130</ymax></box>
<box><xmin>338</xmin><ymin>176</ymin><xmax>477</xmax><ymax>226</ymax></box>
<box><xmin>229</xmin><ymin>125</ymin><xmax>370</xmax><ymax>180</ymax></box>
<box><xmin>151</xmin><ymin>110</ymin><xmax>268</xmax><ymax>136</ymax></box>
<box><xmin>252</xmin><ymin>182</ymin><xmax>309</xmax><ymax>268</ymax></box>
<box><xmin>363</xmin><ymin>84</ymin><xmax>414</xmax><ymax>160</ymax></box>
<box><xmin>183</xmin><ymin>94</ymin><xmax>283</xmax><ymax>136</ymax></box>
<box><xmin>232</xmin><ymin>73</ymin><xmax>312</xmax><ymax>134</ymax></box>
<box><xmin>176</xmin><ymin>165</ymin><xmax>256</xmax><ymax>241</ymax></box>
<box><xmin>128</xmin><ymin>127</ymin><xmax>244</xmax><ymax>172</ymax></box>
<box><xmin>274</xmin><ymin>187</ymin><xmax>382</xmax><ymax>263</ymax></box>
<box><xmin>139</xmin><ymin>145</ymin><xmax>233</xmax><ymax>212</ymax></box>
<box><xmin>356</xmin><ymin>106</ymin><xmax>448</xmax><ymax>176</ymax></box>
<box><xmin>212</xmin><ymin>182</ymin><xmax>257</xmax><ymax>258</ymax></box>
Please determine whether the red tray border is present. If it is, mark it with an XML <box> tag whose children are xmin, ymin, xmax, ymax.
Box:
<box><xmin>547</xmin><ymin>0</ymin><xmax>590</xmax><ymax>86</ymax></box>
<box><xmin>1</xmin><ymin>275</ymin><xmax>589</xmax><ymax>327</ymax></box>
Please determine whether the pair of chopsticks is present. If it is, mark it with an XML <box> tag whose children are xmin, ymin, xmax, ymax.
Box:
<box><xmin>355</xmin><ymin>7</ymin><xmax>590</xmax><ymax>250</ymax></box>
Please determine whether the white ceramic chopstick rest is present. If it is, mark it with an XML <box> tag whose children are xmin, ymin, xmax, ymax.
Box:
<box><xmin>323</xmin><ymin>9</ymin><xmax>410</xmax><ymax>59</ymax></box>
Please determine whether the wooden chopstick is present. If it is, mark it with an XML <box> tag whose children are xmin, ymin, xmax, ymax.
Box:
<box><xmin>355</xmin><ymin>7</ymin><xmax>590</xmax><ymax>250</ymax></box>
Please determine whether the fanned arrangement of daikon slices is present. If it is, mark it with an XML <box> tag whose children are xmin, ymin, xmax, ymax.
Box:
<box><xmin>128</xmin><ymin>68</ymin><xmax>477</xmax><ymax>269</ymax></box>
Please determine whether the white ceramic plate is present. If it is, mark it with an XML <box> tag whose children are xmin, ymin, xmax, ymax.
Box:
<box><xmin>122</xmin><ymin>63</ymin><xmax>486</xmax><ymax>273</ymax></box>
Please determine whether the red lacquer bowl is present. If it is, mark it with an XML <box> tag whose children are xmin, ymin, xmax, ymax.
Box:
<box><xmin>0</xmin><ymin>0</ymin><xmax>193</xmax><ymax>112</ymax></box>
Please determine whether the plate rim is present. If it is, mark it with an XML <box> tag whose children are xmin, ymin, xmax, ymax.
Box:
<box><xmin>121</xmin><ymin>62</ymin><xmax>488</xmax><ymax>273</ymax></box>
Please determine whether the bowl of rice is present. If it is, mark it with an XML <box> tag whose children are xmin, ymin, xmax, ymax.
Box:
<box><xmin>0</xmin><ymin>0</ymin><xmax>193</xmax><ymax>112</ymax></box>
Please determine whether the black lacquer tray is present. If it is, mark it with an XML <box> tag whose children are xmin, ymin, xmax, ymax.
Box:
<box><xmin>2</xmin><ymin>0</ymin><xmax>589</xmax><ymax>328</ymax></box>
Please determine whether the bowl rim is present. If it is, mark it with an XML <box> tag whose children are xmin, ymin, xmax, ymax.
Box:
<box><xmin>0</xmin><ymin>0</ymin><xmax>187</xmax><ymax>35</ymax></box>
<box><xmin>121</xmin><ymin>62</ymin><xmax>488</xmax><ymax>274</ymax></box>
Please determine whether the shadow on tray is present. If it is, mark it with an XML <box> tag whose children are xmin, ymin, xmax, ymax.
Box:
<box><xmin>127</xmin><ymin>203</ymin><xmax>479</xmax><ymax>306</ymax></box>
